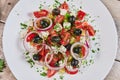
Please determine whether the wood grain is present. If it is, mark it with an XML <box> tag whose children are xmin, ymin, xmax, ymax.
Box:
<box><xmin>0</xmin><ymin>23</ymin><xmax>16</xmax><ymax>80</ymax></box>
<box><xmin>105</xmin><ymin>62</ymin><xmax>120</xmax><ymax>80</ymax></box>
<box><xmin>0</xmin><ymin>0</ymin><xmax>18</xmax><ymax>21</ymax></box>
<box><xmin>101</xmin><ymin>0</ymin><xmax>120</xmax><ymax>61</ymax></box>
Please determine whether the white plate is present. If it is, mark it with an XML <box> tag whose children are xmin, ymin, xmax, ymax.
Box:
<box><xmin>3</xmin><ymin>0</ymin><xmax>118</xmax><ymax>80</ymax></box>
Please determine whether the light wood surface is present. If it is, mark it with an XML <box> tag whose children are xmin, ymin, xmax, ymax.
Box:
<box><xmin>0</xmin><ymin>0</ymin><xmax>120</xmax><ymax>80</ymax></box>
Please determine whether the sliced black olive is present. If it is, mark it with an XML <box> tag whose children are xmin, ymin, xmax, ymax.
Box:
<box><xmin>51</xmin><ymin>36</ymin><xmax>61</xmax><ymax>43</ymax></box>
<box><xmin>68</xmin><ymin>16</ymin><xmax>76</xmax><ymax>23</ymax></box>
<box><xmin>55</xmin><ymin>61</ymin><xmax>60</xmax><ymax>67</ymax></box>
<box><xmin>71</xmin><ymin>58</ymin><xmax>79</xmax><ymax>67</ymax></box>
<box><xmin>33</xmin><ymin>35</ymin><xmax>43</xmax><ymax>43</ymax></box>
<box><xmin>52</xmin><ymin>8</ymin><xmax>60</xmax><ymax>15</ymax></box>
<box><xmin>73</xmin><ymin>46</ymin><xmax>81</xmax><ymax>54</ymax></box>
<box><xmin>33</xmin><ymin>54</ymin><xmax>41</xmax><ymax>61</ymax></box>
<box><xmin>73</xmin><ymin>28</ymin><xmax>82</xmax><ymax>36</ymax></box>
<box><xmin>65</xmin><ymin>43</ymin><xmax>72</xmax><ymax>50</ymax></box>
<box><xmin>40</xmin><ymin>19</ymin><xmax>49</xmax><ymax>28</ymax></box>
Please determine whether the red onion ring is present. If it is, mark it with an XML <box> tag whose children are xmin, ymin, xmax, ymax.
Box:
<box><xmin>34</xmin><ymin>17</ymin><xmax>53</xmax><ymax>31</ymax></box>
<box><xmin>70</xmin><ymin>42</ymin><xmax>89</xmax><ymax>60</ymax></box>
<box><xmin>45</xmin><ymin>53</ymin><xmax>67</xmax><ymax>70</ymax></box>
<box><xmin>23</xmin><ymin>31</ymin><xmax>44</xmax><ymax>53</ymax></box>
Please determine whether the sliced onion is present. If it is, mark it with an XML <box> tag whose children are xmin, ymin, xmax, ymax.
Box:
<box><xmin>70</xmin><ymin>42</ymin><xmax>89</xmax><ymax>60</ymax></box>
<box><xmin>85</xmin><ymin>31</ymin><xmax>91</xmax><ymax>48</ymax></box>
<box><xmin>23</xmin><ymin>31</ymin><xmax>44</xmax><ymax>53</ymax></box>
<box><xmin>45</xmin><ymin>53</ymin><xmax>67</xmax><ymax>70</ymax></box>
<box><xmin>34</xmin><ymin>17</ymin><xmax>53</xmax><ymax>31</ymax></box>
<box><xmin>65</xmin><ymin>57</ymin><xmax>81</xmax><ymax>72</ymax></box>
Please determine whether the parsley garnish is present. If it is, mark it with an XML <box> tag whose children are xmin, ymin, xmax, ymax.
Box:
<box><xmin>40</xmin><ymin>72</ymin><xmax>47</xmax><ymax>76</ymax></box>
<box><xmin>0</xmin><ymin>59</ymin><xmax>5</xmax><ymax>72</ymax></box>
<box><xmin>20</xmin><ymin>23</ymin><xmax>27</xmax><ymax>29</ymax></box>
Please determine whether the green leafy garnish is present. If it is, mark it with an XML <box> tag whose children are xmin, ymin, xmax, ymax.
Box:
<box><xmin>59</xmin><ymin>75</ymin><xmax>64</xmax><ymax>80</ymax></box>
<box><xmin>40</xmin><ymin>72</ymin><xmax>47</xmax><ymax>76</ymax></box>
<box><xmin>92</xmin><ymin>49</ymin><xmax>95</xmax><ymax>53</ymax></box>
<box><xmin>27</xmin><ymin>59</ymin><xmax>35</xmax><ymax>68</ymax></box>
<box><xmin>0</xmin><ymin>59</ymin><xmax>5</xmax><ymax>72</ymax></box>
<box><xmin>20</xmin><ymin>23</ymin><xmax>27</xmax><ymax>29</ymax></box>
<box><xmin>39</xmin><ymin>4</ymin><xmax>43</xmax><ymax>10</ymax></box>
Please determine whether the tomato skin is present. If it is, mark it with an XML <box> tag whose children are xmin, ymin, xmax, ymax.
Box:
<box><xmin>75</xmin><ymin>20</ymin><xmax>83</xmax><ymax>29</ymax></box>
<box><xmin>60</xmin><ymin>1</ymin><xmax>69</xmax><ymax>10</ymax></box>
<box><xmin>33</xmin><ymin>9</ymin><xmax>48</xmax><ymax>18</ymax></box>
<box><xmin>75</xmin><ymin>36</ymin><xmax>81</xmax><ymax>42</ymax></box>
<box><xmin>55</xmin><ymin>15</ymin><xmax>64</xmax><ymax>23</ymax></box>
<box><xmin>81</xmin><ymin>46</ymin><xmax>86</xmax><ymax>57</ymax></box>
<box><xmin>26</xmin><ymin>33</ymin><xmax>37</xmax><ymax>42</ymax></box>
<box><xmin>66</xmin><ymin>51</ymin><xmax>70</xmax><ymax>56</ymax></box>
<box><xmin>65</xmin><ymin>67</ymin><xmax>78</xmax><ymax>75</ymax></box>
<box><xmin>87</xmin><ymin>25</ymin><xmax>95</xmax><ymax>36</ymax></box>
<box><xmin>77</xmin><ymin>10</ymin><xmax>86</xmax><ymax>20</ymax></box>
<box><xmin>47</xmin><ymin>69</ymin><xmax>57</xmax><ymax>78</ymax></box>
<box><xmin>60</xmin><ymin>32</ymin><xmax>70</xmax><ymax>45</ymax></box>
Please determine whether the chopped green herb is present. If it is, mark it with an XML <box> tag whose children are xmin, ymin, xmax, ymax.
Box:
<box><xmin>89</xmin><ymin>59</ymin><xmax>94</xmax><ymax>64</ymax></box>
<box><xmin>40</xmin><ymin>72</ymin><xmax>47</xmax><ymax>76</ymax></box>
<box><xmin>39</xmin><ymin>4</ymin><xmax>43</xmax><ymax>10</ymax></box>
<box><xmin>20</xmin><ymin>23</ymin><xmax>27</xmax><ymax>29</ymax></box>
<box><xmin>91</xmin><ymin>20</ymin><xmax>95</xmax><ymax>23</ymax></box>
<box><xmin>82</xmin><ymin>60</ymin><xmax>88</xmax><ymax>65</ymax></box>
<box><xmin>25</xmin><ymin>52</ymin><xmax>29</xmax><ymax>55</ymax></box>
<box><xmin>97</xmin><ymin>48</ymin><xmax>100</xmax><ymax>51</ymax></box>
<box><xmin>92</xmin><ymin>49</ymin><xmax>95</xmax><ymax>53</ymax></box>
<box><xmin>0</xmin><ymin>59</ymin><xmax>5</xmax><ymax>72</ymax></box>
<box><xmin>54</xmin><ymin>78</ymin><xmax>57</xmax><ymax>80</ymax></box>
<box><xmin>55</xmin><ymin>0</ymin><xmax>61</xmax><ymax>5</ymax></box>
<box><xmin>60</xmin><ymin>75</ymin><xmax>64</xmax><ymax>80</ymax></box>
<box><xmin>80</xmin><ymin>6</ymin><xmax>82</xmax><ymax>9</ymax></box>
<box><xmin>27</xmin><ymin>59</ymin><xmax>35</xmax><ymax>68</ymax></box>
<box><xmin>92</xmin><ymin>37</ymin><xmax>95</xmax><ymax>40</ymax></box>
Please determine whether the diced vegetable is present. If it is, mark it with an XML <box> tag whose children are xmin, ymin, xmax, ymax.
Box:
<box><xmin>33</xmin><ymin>9</ymin><xmax>48</xmax><ymax>18</ymax></box>
<box><xmin>63</xmin><ymin>22</ymin><xmax>71</xmax><ymax>30</ymax></box>
<box><xmin>54</xmin><ymin>23</ymin><xmax>62</xmax><ymax>32</ymax></box>
<box><xmin>77</xmin><ymin>10</ymin><xmax>86</xmax><ymax>20</ymax></box>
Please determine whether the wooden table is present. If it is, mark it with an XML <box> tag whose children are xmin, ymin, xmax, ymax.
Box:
<box><xmin>0</xmin><ymin>0</ymin><xmax>120</xmax><ymax>80</ymax></box>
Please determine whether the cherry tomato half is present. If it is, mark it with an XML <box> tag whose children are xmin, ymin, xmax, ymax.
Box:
<box><xmin>33</xmin><ymin>9</ymin><xmax>48</xmax><ymax>18</ymax></box>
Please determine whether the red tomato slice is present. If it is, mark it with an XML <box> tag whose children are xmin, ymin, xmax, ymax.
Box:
<box><xmin>63</xmin><ymin>32</ymin><xmax>70</xmax><ymax>41</ymax></box>
<box><xmin>39</xmin><ymin>46</ymin><xmax>45</xmax><ymax>57</ymax></box>
<box><xmin>60</xmin><ymin>32</ymin><xmax>70</xmax><ymax>45</ymax></box>
<box><xmin>49</xmin><ymin>54</ymin><xmax>59</xmax><ymax>67</ymax></box>
<box><xmin>47</xmin><ymin>69</ymin><xmax>57</xmax><ymax>78</ymax></box>
<box><xmin>75</xmin><ymin>20</ymin><xmax>83</xmax><ymax>29</ymax></box>
<box><xmin>26</xmin><ymin>33</ymin><xmax>37</xmax><ymax>42</ymax></box>
<box><xmin>33</xmin><ymin>9</ymin><xmax>48</xmax><ymax>18</ymax></box>
<box><xmin>87</xmin><ymin>25</ymin><xmax>95</xmax><ymax>36</ymax></box>
<box><xmin>66</xmin><ymin>51</ymin><xmax>70</xmax><ymax>56</ymax></box>
<box><xmin>77</xmin><ymin>10</ymin><xmax>86</xmax><ymax>20</ymax></box>
<box><xmin>60</xmin><ymin>1</ymin><xmax>69</xmax><ymax>10</ymax></box>
<box><xmin>65</xmin><ymin>67</ymin><xmax>78</xmax><ymax>75</ymax></box>
<box><xmin>81</xmin><ymin>46</ymin><xmax>86</xmax><ymax>57</ymax></box>
<box><xmin>55</xmin><ymin>15</ymin><xmax>64</xmax><ymax>23</ymax></box>
<box><xmin>75</xmin><ymin>36</ymin><xmax>81</xmax><ymax>42</ymax></box>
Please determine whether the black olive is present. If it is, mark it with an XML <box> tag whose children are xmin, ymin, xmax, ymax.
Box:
<box><xmin>33</xmin><ymin>54</ymin><xmax>41</xmax><ymax>61</ymax></box>
<box><xmin>71</xmin><ymin>59</ymin><xmax>79</xmax><ymax>66</ymax></box>
<box><xmin>55</xmin><ymin>61</ymin><xmax>60</xmax><ymax>67</ymax></box>
<box><xmin>52</xmin><ymin>8</ymin><xmax>60</xmax><ymax>15</ymax></box>
<box><xmin>65</xmin><ymin>43</ymin><xmax>72</xmax><ymax>50</ymax></box>
<box><xmin>68</xmin><ymin>16</ymin><xmax>76</xmax><ymax>23</ymax></box>
<box><xmin>73</xmin><ymin>46</ymin><xmax>81</xmax><ymax>54</ymax></box>
<box><xmin>73</xmin><ymin>28</ymin><xmax>82</xmax><ymax>36</ymax></box>
<box><xmin>33</xmin><ymin>35</ymin><xmax>43</xmax><ymax>43</ymax></box>
<box><xmin>51</xmin><ymin>36</ymin><xmax>61</xmax><ymax>43</ymax></box>
<box><xmin>40</xmin><ymin>19</ymin><xmax>49</xmax><ymax>28</ymax></box>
